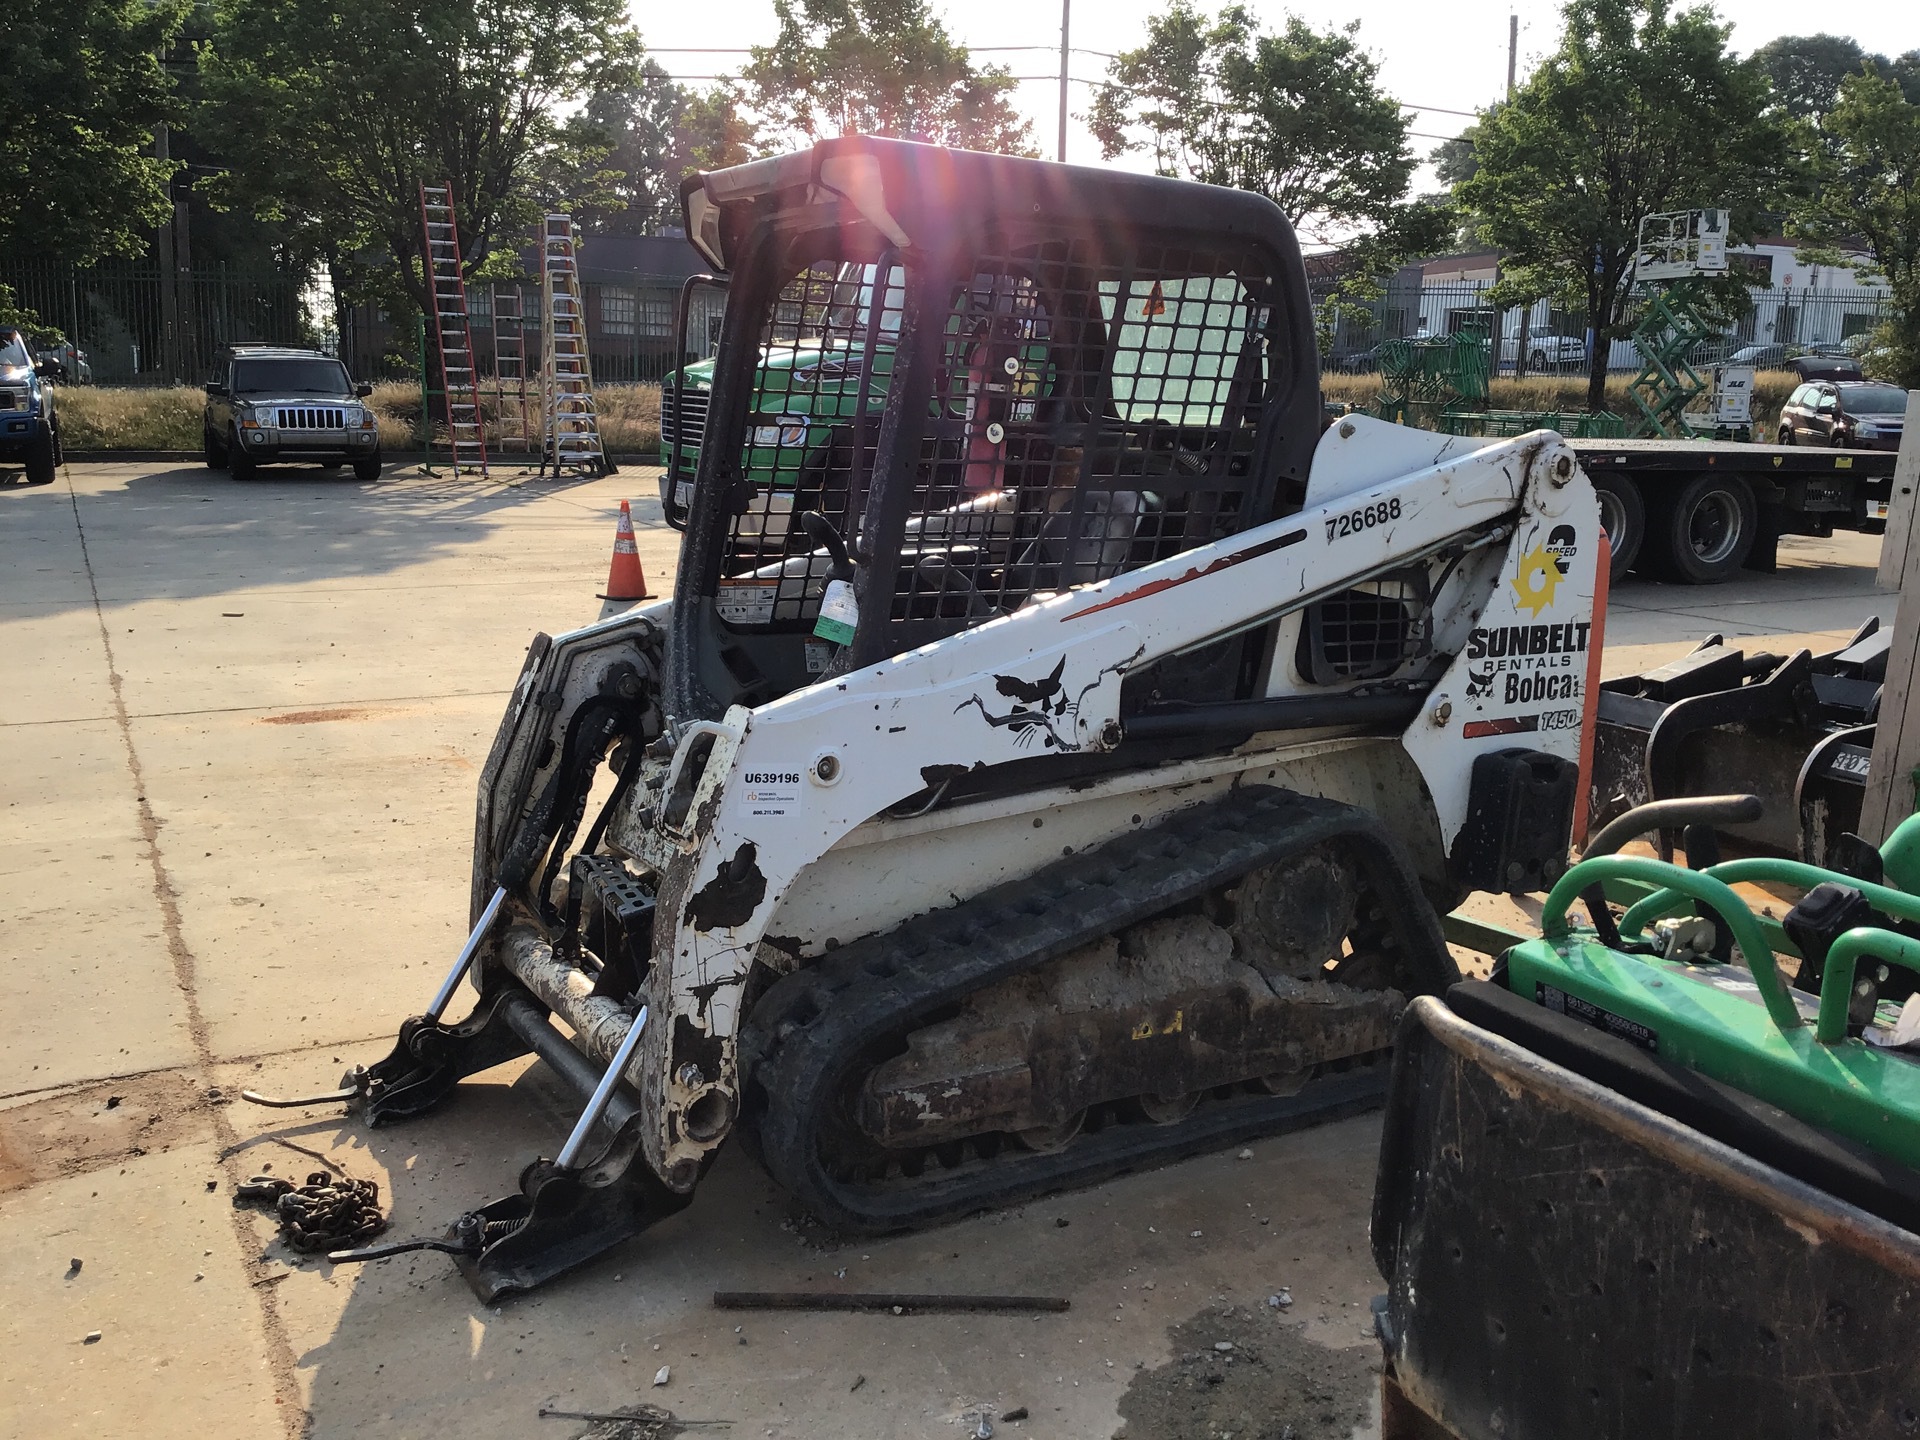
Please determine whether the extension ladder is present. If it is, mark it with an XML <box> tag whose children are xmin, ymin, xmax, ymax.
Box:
<box><xmin>489</xmin><ymin>284</ymin><xmax>535</xmax><ymax>453</ymax></box>
<box><xmin>539</xmin><ymin>215</ymin><xmax>610</xmax><ymax>477</ymax></box>
<box><xmin>418</xmin><ymin>184</ymin><xmax>489</xmax><ymax>474</ymax></box>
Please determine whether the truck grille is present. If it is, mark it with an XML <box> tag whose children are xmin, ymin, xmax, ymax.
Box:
<box><xmin>274</xmin><ymin>406</ymin><xmax>347</xmax><ymax>430</ymax></box>
<box><xmin>0</xmin><ymin>387</ymin><xmax>26</xmax><ymax>412</ymax></box>
<box><xmin>662</xmin><ymin>386</ymin><xmax>709</xmax><ymax>452</ymax></box>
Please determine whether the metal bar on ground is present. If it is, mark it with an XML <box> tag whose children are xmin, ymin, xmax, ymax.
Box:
<box><xmin>712</xmin><ymin>1292</ymin><xmax>1070</xmax><ymax>1314</ymax></box>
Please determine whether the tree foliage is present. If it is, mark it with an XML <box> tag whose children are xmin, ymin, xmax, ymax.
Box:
<box><xmin>579</xmin><ymin>68</ymin><xmax>765</xmax><ymax>236</ymax></box>
<box><xmin>740</xmin><ymin>0</ymin><xmax>1032</xmax><ymax>154</ymax></box>
<box><xmin>1089</xmin><ymin>3</ymin><xmax>1447</xmax><ymax>273</ymax></box>
<box><xmin>1751</xmin><ymin>34</ymin><xmax>1886</xmax><ymax>123</ymax></box>
<box><xmin>1458</xmin><ymin>0</ymin><xmax>1796</xmax><ymax>408</ymax></box>
<box><xmin>199</xmin><ymin>0</ymin><xmax>642</xmax><ymax>315</ymax></box>
<box><xmin>0</xmin><ymin>0</ymin><xmax>186</xmax><ymax>265</ymax></box>
<box><xmin>1793</xmin><ymin>69</ymin><xmax>1920</xmax><ymax>388</ymax></box>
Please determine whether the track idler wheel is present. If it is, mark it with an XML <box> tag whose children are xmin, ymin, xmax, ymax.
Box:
<box><xmin>1129</xmin><ymin>1090</ymin><xmax>1202</xmax><ymax>1125</ymax></box>
<box><xmin>1015</xmin><ymin>1110</ymin><xmax>1087</xmax><ymax>1153</ymax></box>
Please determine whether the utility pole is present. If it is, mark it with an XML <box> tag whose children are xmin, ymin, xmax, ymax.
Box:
<box><xmin>155</xmin><ymin>121</ymin><xmax>178</xmax><ymax>383</ymax></box>
<box><xmin>1058</xmin><ymin>0</ymin><xmax>1071</xmax><ymax>164</ymax></box>
<box><xmin>1506</xmin><ymin>14</ymin><xmax>1525</xmax><ymax>378</ymax></box>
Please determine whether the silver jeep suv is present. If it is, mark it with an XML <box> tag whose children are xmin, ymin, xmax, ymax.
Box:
<box><xmin>203</xmin><ymin>345</ymin><xmax>383</xmax><ymax>480</ymax></box>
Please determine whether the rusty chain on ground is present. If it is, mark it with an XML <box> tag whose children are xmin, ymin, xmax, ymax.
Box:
<box><xmin>233</xmin><ymin>1171</ymin><xmax>387</xmax><ymax>1253</ymax></box>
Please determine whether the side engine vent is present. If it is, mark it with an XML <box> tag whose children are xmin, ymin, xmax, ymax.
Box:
<box><xmin>1298</xmin><ymin>571</ymin><xmax>1431</xmax><ymax>684</ymax></box>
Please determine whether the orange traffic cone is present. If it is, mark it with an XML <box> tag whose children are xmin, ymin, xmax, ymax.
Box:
<box><xmin>599</xmin><ymin>500</ymin><xmax>651</xmax><ymax>601</ymax></box>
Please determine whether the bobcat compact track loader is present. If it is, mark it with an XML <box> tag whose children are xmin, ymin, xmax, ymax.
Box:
<box><xmin>311</xmin><ymin>138</ymin><xmax>1604</xmax><ymax>1299</ymax></box>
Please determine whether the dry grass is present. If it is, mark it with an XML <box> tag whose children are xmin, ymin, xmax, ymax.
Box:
<box><xmin>54</xmin><ymin>385</ymin><xmax>207</xmax><ymax>450</ymax></box>
<box><xmin>58</xmin><ymin>380</ymin><xmax>665</xmax><ymax>455</ymax></box>
<box><xmin>59</xmin><ymin>370</ymin><xmax>1803</xmax><ymax>454</ymax></box>
<box><xmin>1322</xmin><ymin>369</ymin><xmax>1802</xmax><ymax>432</ymax></box>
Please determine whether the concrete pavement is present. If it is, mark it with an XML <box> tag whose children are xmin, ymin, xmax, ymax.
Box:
<box><xmin>0</xmin><ymin>458</ymin><xmax>1897</xmax><ymax>1438</ymax></box>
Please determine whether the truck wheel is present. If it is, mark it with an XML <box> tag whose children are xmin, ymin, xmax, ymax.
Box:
<box><xmin>203</xmin><ymin>427</ymin><xmax>228</xmax><ymax>471</ymax></box>
<box><xmin>24</xmin><ymin>425</ymin><xmax>57</xmax><ymax>484</ymax></box>
<box><xmin>1591</xmin><ymin>474</ymin><xmax>1644</xmax><ymax>580</ymax></box>
<box><xmin>228</xmin><ymin>427</ymin><xmax>257</xmax><ymax>479</ymax></box>
<box><xmin>1650</xmin><ymin>473</ymin><xmax>1757</xmax><ymax>584</ymax></box>
<box><xmin>1530</xmin><ymin>348</ymin><xmax>1548</xmax><ymax>371</ymax></box>
<box><xmin>1777</xmin><ymin>425</ymin><xmax>1794</xmax><ymax>445</ymax></box>
<box><xmin>353</xmin><ymin>449</ymin><xmax>383</xmax><ymax>481</ymax></box>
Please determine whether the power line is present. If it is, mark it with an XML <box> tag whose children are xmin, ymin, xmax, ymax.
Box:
<box><xmin>633</xmin><ymin>44</ymin><xmax>1487</xmax><ymax>120</ymax></box>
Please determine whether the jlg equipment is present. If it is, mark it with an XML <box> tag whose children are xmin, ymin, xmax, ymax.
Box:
<box><xmin>309</xmin><ymin>139</ymin><xmax>1603</xmax><ymax>1298</ymax></box>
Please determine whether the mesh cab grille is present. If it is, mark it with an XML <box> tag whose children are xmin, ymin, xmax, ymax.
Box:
<box><xmin>709</xmin><ymin>237</ymin><xmax>1284</xmax><ymax>653</ymax></box>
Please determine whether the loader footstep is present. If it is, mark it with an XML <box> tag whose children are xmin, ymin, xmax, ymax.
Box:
<box><xmin>241</xmin><ymin>1066</ymin><xmax>368</xmax><ymax>1109</ymax></box>
<box><xmin>329</xmin><ymin>1235</ymin><xmax>475</xmax><ymax>1263</ymax></box>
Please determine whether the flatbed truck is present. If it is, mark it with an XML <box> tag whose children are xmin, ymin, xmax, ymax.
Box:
<box><xmin>1570</xmin><ymin>437</ymin><xmax>1898</xmax><ymax>584</ymax></box>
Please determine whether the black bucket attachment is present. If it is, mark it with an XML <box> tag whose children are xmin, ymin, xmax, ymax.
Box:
<box><xmin>1373</xmin><ymin>991</ymin><xmax>1920</xmax><ymax>1439</ymax></box>
<box><xmin>1588</xmin><ymin>619</ymin><xmax>1886</xmax><ymax>864</ymax></box>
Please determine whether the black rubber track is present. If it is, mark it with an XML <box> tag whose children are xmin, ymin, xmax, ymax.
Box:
<box><xmin>740</xmin><ymin>785</ymin><xmax>1457</xmax><ymax>1234</ymax></box>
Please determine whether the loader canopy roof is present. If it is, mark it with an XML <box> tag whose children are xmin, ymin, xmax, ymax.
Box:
<box><xmin>680</xmin><ymin>135</ymin><xmax>1307</xmax><ymax>282</ymax></box>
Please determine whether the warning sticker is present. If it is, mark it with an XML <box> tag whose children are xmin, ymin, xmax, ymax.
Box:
<box><xmin>717</xmin><ymin>579</ymin><xmax>779</xmax><ymax>625</ymax></box>
<box><xmin>1537</xmin><ymin>983</ymin><xmax>1660</xmax><ymax>1052</ymax></box>
<box><xmin>740</xmin><ymin>769</ymin><xmax>803</xmax><ymax>818</ymax></box>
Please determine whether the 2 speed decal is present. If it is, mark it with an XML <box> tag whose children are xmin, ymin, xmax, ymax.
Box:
<box><xmin>1325</xmin><ymin>497</ymin><xmax>1400</xmax><ymax>542</ymax></box>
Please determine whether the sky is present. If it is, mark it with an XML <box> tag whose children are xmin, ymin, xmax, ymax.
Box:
<box><xmin>633</xmin><ymin>0</ymin><xmax>1920</xmax><ymax>199</ymax></box>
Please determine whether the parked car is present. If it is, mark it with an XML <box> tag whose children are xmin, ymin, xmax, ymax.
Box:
<box><xmin>33</xmin><ymin>342</ymin><xmax>90</xmax><ymax>385</ymax></box>
<box><xmin>203</xmin><ymin>345</ymin><xmax>383</xmax><ymax>480</ymax></box>
<box><xmin>1729</xmin><ymin>342</ymin><xmax>1863</xmax><ymax>381</ymax></box>
<box><xmin>1778</xmin><ymin>379</ymin><xmax>1908</xmax><ymax>452</ymax></box>
<box><xmin>1499</xmin><ymin>332</ymin><xmax>1587</xmax><ymax>370</ymax></box>
<box><xmin>0</xmin><ymin>326</ymin><xmax>62</xmax><ymax>484</ymax></box>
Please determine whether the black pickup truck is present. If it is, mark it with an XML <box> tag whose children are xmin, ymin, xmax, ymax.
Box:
<box><xmin>1572</xmin><ymin>437</ymin><xmax>1900</xmax><ymax>584</ymax></box>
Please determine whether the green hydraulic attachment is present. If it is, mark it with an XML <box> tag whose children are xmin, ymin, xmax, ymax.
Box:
<box><xmin>1373</xmin><ymin>329</ymin><xmax>1490</xmax><ymax>431</ymax></box>
<box><xmin>1492</xmin><ymin>833</ymin><xmax>1920</xmax><ymax>1173</ymax></box>
<box><xmin>1372</xmin><ymin>323</ymin><xmax>1628</xmax><ymax>439</ymax></box>
<box><xmin>1623</xmin><ymin>280</ymin><xmax>1716</xmax><ymax>438</ymax></box>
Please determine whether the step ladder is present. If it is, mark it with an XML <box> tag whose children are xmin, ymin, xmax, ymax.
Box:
<box><xmin>539</xmin><ymin>214</ymin><xmax>612</xmax><ymax>478</ymax></box>
<box><xmin>489</xmin><ymin>284</ymin><xmax>535</xmax><ymax>453</ymax></box>
<box><xmin>418</xmin><ymin>183</ymin><xmax>489</xmax><ymax>475</ymax></box>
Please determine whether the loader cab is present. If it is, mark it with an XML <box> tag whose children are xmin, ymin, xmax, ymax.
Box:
<box><xmin>664</xmin><ymin>136</ymin><xmax>1322</xmax><ymax>725</ymax></box>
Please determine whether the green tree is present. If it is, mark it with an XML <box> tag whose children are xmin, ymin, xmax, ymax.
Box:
<box><xmin>198</xmin><ymin>0</ymin><xmax>642</xmax><ymax>318</ymax></box>
<box><xmin>672</xmin><ymin>86</ymin><xmax>764</xmax><ymax>174</ymax></box>
<box><xmin>1091</xmin><ymin>0</ymin><xmax>1451</xmax><ymax>344</ymax></box>
<box><xmin>1751</xmin><ymin>34</ymin><xmax>1886</xmax><ymax>122</ymax></box>
<box><xmin>1089</xmin><ymin>4</ymin><xmax>1447</xmax><ymax>269</ymax></box>
<box><xmin>580</xmin><ymin>70</ymin><xmax>765</xmax><ymax>236</ymax></box>
<box><xmin>1793</xmin><ymin>69</ymin><xmax>1920</xmax><ymax>387</ymax></box>
<box><xmin>740</xmin><ymin>0</ymin><xmax>1032</xmax><ymax>154</ymax></box>
<box><xmin>1459</xmin><ymin>0</ymin><xmax>1796</xmax><ymax>410</ymax></box>
<box><xmin>0</xmin><ymin>0</ymin><xmax>186</xmax><ymax>265</ymax></box>
<box><xmin>580</xmin><ymin>64</ymin><xmax>694</xmax><ymax>237</ymax></box>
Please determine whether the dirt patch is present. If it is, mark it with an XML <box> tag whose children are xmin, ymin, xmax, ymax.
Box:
<box><xmin>1115</xmin><ymin>1305</ymin><xmax>1375</xmax><ymax>1440</ymax></box>
<box><xmin>0</xmin><ymin>1069</ymin><xmax>220</xmax><ymax>1191</ymax></box>
<box><xmin>260</xmin><ymin>707</ymin><xmax>372</xmax><ymax>725</ymax></box>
